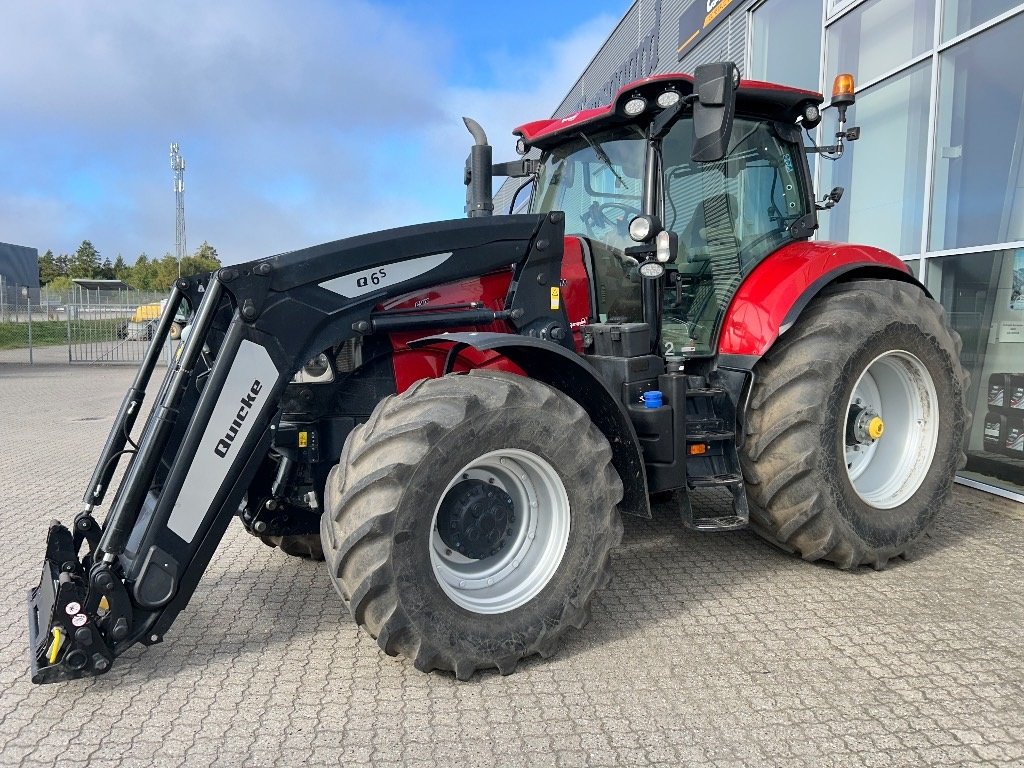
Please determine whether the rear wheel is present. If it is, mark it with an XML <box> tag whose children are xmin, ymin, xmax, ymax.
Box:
<box><xmin>322</xmin><ymin>370</ymin><xmax>623</xmax><ymax>679</ymax></box>
<box><xmin>740</xmin><ymin>280</ymin><xmax>969</xmax><ymax>569</ymax></box>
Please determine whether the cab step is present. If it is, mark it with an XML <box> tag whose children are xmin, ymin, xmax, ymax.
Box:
<box><xmin>681</xmin><ymin>381</ymin><xmax>749</xmax><ymax>532</ymax></box>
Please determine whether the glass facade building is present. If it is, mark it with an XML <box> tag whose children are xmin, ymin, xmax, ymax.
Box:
<box><xmin>506</xmin><ymin>0</ymin><xmax>1024</xmax><ymax>501</ymax></box>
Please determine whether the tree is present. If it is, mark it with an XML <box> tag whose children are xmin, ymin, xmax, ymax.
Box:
<box><xmin>38</xmin><ymin>250</ymin><xmax>59</xmax><ymax>285</ymax></box>
<box><xmin>48</xmin><ymin>276</ymin><xmax>74</xmax><ymax>292</ymax></box>
<box><xmin>180</xmin><ymin>240</ymin><xmax>221</xmax><ymax>277</ymax></box>
<box><xmin>113</xmin><ymin>254</ymin><xmax>131</xmax><ymax>282</ymax></box>
<box><xmin>155</xmin><ymin>252</ymin><xmax>180</xmax><ymax>291</ymax></box>
<box><xmin>54</xmin><ymin>253</ymin><xmax>70</xmax><ymax>279</ymax></box>
<box><xmin>99</xmin><ymin>257</ymin><xmax>115</xmax><ymax>280</ymax></box>
<box><xmin>69</xmin><ymin>240</ymin><xmax>101</xmax><ymax>279</ymax></box>
<box><xmin>127</xmin><ymin>253</ymin><xmax>156</xmax><ymax>290</ymax></box>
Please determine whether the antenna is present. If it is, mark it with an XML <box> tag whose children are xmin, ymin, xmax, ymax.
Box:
<box><xmin>170</xmin><ymin>143</ymin><xmax>186</xmax><ymax>276</ymax></box>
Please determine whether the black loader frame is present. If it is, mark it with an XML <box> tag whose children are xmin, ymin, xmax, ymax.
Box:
<box><xmin>28</xmin><ymin>213</ymin><xmax>648</xmax><ymax>683</ymax></box>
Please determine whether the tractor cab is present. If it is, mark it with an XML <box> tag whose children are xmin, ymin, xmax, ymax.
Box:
<box><xmin>517</xmin><ymin>66</ymin><xmax>824</xmax><ymax>357</ymax></box>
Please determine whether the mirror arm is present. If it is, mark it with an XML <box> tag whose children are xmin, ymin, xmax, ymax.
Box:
<box><xmin>492</xmin><ymin>159</ymin><xmax>540</xmax><ymax>178</ymax></box>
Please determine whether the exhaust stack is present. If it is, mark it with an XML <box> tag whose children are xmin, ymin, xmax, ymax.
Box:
<box><xmin>463</xmin><ymin>117</ymin><xmax>494</xmax><ymax>218</ymax></box>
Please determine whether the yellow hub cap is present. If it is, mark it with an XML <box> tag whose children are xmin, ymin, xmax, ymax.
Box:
<box><xmin>867</xmin><ymin>416</ymin><xmax>885</xmax><ymax>440</ymax></box>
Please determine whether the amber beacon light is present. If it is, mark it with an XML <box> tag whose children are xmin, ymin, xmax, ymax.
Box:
<box><xmin>831</xmin><ymin>73</ymin><xmax>856</xmax><ymax>125</ymax></box>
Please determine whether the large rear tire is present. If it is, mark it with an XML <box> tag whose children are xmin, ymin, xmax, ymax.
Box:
<box><xmin>740</xmin><ymin>280</ymin><xmax>969</xmax><ymax>569</ymax></box>
<box><xmin>322</xmin><ymin>370</ymin><xmax>623</xmax><ymax>679</ymax></box>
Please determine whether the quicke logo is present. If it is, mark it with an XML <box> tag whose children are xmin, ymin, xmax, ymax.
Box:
<box><xmin>214</xmin><ymin>379</ymin><xmax>263</xmax><ymax>458</ymax></box>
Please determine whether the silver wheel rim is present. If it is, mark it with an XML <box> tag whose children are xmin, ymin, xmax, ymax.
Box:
<box><xmin>844</xmin><ymin>350</ymin><xmax>939</xmax><ymax>509</ymax></box>
<box><xmin>429</xmin><ymin>449</ymin><xmax>570</xmax><ymax>615</ymax></box>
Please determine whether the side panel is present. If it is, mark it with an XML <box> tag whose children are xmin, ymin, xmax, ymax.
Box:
<box><xmin>166</xmin><ymin>340</ymin><xmax>279</xmax><ymax>541</ymax></box>
<box><xmin>717</xmin><ymin>240</ymin><xmax>922</xmax><ymax>359</ymax></box>
<box><xmin>386</xmin><ymin>234</ymin><xmax>596</xmax><ymax>391</ymax></box>
<box><xmin>560</xmin><ymin>237</ymin><xmax>595</xmax><ymax>353</ymax></box>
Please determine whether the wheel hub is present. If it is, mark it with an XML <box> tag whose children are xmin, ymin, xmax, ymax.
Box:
<box><xmin>847</xmin><ymin>403</ymin><xmax>885</xmax><ymax>445</ymax></box>
<box><xmin>437</xmin><ymin>479</ymin><xmax>516</xmax><ymax>560</ymax></box>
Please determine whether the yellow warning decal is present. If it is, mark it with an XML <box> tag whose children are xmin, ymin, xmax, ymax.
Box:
<box><xmin>298</xmin><ymin>431</ymin><xmax>308</xmax><ymax>448</ymax></box>
<box><xmin>550</xmin><ymin>287</ymin><xmax>560</xmax><ymax>310</ymax></box>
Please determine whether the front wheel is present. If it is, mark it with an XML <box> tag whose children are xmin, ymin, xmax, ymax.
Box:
<box><xmin>322</xmin><ymin>370</ymin><xmax>623</xmax><ymax>679</ymax></box>
<box><xmin>741</xmin><ymin>280</ymin><xmax>969</xmax><ymax>569</ymax></box>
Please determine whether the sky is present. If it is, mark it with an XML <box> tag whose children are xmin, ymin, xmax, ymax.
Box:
<box><xmin>0</xmin><ymin>1</ymin><xmax>629</xmax><ymax>266</ymax></box>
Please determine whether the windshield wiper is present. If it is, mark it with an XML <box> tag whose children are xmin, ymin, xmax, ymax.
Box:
<box><xmin>580</xmin><ymin>133</ymin><xmax>627</xmax><ymax>188</ymax></box>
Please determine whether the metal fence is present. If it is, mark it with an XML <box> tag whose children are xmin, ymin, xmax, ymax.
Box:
<box><xmin>0</xmin><ymin>276</ymin><xmax>174</xmax><ymax>365</ymax></box>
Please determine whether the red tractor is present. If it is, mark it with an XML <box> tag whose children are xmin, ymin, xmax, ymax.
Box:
<box><xmin>29</xmin><ymin>63</ymin><xmax>968</xmax><ymax>683</ymax></box>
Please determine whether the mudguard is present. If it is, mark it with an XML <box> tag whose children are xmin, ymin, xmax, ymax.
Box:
<box><xmin>717</xmin><ymin>240</ymin><xmax>925</xmax><ymax>367</ymax></box>
<box><xmin>410</xmin><ymin>332</ymin><xmax>652</xmax><ymax>519</ymax></box>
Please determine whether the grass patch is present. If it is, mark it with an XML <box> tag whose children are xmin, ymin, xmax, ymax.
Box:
<box><xmin>0</xmin><ymin>319</ymin><xmax>125</xmax><ymax>350</ymax></box>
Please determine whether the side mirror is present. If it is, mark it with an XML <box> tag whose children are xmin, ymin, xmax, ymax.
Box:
<box><xmin>691</xmin><ymin>62</ymin><xmax>739</xmax><ymax>163</ymax></box>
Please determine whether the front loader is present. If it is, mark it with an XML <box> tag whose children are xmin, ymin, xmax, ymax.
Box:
<box><xmin>29</xmin><ymin>63</ymin><xmax>968</xmax><ymax>683</ymax></box>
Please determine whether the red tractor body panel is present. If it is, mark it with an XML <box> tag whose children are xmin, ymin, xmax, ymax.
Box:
<box><xmin>717</xmin><ymin>240</ymin><xmax>914</xmax><ymax>358</ymax></box>
<box><xmin>386</xmin><ymin>237</ymin><xmax>594</xmax><ymax>390</ymax></box>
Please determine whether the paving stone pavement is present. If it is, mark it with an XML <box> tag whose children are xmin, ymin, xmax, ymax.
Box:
<box><xmin>1</xmin><ymin>362</ymin><xmax>1022</xmax><ymax>768</ymax></box>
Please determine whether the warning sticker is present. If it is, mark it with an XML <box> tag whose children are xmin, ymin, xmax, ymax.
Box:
<box><xmin>550</xmin><ymin>287</ymin><xmax>560</xmax><ymax>310</ymax></box>
<box><xmin>298</xmin><ymin>431</ymin><xmax>308</xmax><ymax>448</ymax></box>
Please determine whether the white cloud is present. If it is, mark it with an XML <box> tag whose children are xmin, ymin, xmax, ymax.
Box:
<box><xmin>0</xmin><ymin>2</ymin><xmax>618</xmax><ymax>264</ymax></box>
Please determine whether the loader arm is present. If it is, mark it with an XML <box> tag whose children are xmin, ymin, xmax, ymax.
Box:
<box><xmin>28</xmin><ymin>212</ymin><xmax>570</xmax><ymax>683</ymax></box>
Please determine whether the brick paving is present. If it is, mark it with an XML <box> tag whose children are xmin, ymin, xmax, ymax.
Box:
<box><xmin>1</xmin><ymin>362</ymin><xmax>1022</xmax><ymax>767</ymax></box>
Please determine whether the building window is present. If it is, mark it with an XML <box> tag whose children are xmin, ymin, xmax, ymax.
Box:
<box><xmin>825</xmin><ymin>0</ymin><xmax>934</xmax><ymax>85</ymax></box>
<box><xmin>929</xmin><ymin>12</ymin><xmax>1024</xmax><ymax>251</ymax></box>
<box><xmin>941</xmin><ymin>0</ymin><xmax>1021</xmax><ymax>40</ymax></box>
<box><xmin>749</xmin><ymin>0</ymin><xmax>824</xmax><ymax>92</ymax></box>
<box><xmin>926</xmin><ymin>249</ymin><xmax>1024</xmax><ymax>497</ymax></box>
<box><xmin>818</xmin><ymin>62</ymin><xmax>932</xmax><ymax>254</ymax></box>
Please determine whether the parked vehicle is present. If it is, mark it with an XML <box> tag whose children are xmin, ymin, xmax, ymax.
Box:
<box><xmin>29</xmin><ymin>63</ymin><xmax>967</xmax><ymax>683</ymax></box>
<box><xmin>117</xmin><ymin>300</ymin><xmax>188</xmax><ymax>341</ymax></box>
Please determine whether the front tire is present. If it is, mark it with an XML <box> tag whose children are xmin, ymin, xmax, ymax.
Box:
<box><xmin>741</xmin><ymin>280</ymin><xmax>969</xmax><ymax>569</ymax></box>
<box><xmin>322</xmin><ymin>370</ymin><xmax>623</xmax><ymax>679</ymax></box>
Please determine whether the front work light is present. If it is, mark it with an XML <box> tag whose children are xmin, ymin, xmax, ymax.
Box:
<box><xmin>655</xmin><ymin>230</ymin><xmax>675</xmax><ymax>263</ymax></box>
<box><xmin>623</xmin><ymin>97</ymin><xmax>647</xmax><ymax>116</ymax></box>
<box><xmin>656</xmin><ymin>90</ymin><xmax>681</xmax><ymax>109</ymax></box>
<box><xmin>639</xmin><ymin>261</ymin><xmax>665</xmax><ymax>279</ymax></box>
<box><xmin>628</xmin><ymin>214</ymin><xmax>660</xmax><ymax>243</ymax></box>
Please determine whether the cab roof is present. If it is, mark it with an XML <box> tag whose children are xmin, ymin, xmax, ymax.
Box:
<box><xmin>513</xmin><ymin>72</ymin><xmax>823</xmax><ymax>150</ymax></box>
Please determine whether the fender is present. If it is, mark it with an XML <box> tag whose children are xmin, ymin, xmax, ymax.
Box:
<box><xmin>409</xmin><ymin>332</ymin><xmax>651</xmax><ymax>518</ymax></box>
<box><xmin>717</xmin><ymin>240</ymin><xmax>926</xmax><ymax>367</ymax></box>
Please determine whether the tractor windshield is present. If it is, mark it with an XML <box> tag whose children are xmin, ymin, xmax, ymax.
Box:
<box><xmin>530</xmin><ymin>126</ymin><xmax>647</xmax><ymax>324</ymax></box>
<box><xmin>660</xmin><ymin>117</ymin><xmax>812</xmax><ymax>355</ymax></box>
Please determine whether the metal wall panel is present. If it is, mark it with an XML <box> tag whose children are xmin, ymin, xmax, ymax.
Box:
<box><xmin>497</xmin><ymin>0</ymin><xmax>756</xmax><ymax>205</ymax></box>
<box><xmin>0</xmin><ymin>242</ymin><xmax>40</xmax><ymax>304</ymax></box>
<box><xmin>552</xmin><ymin>0</ymin><xmax>757</xmax><ymax>118</ymax></box>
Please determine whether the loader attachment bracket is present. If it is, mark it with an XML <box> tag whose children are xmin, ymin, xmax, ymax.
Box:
<box><xmin>28</xmin><ymin>522</ymin><xmax>117</xmax><ymax>683</ymax></box>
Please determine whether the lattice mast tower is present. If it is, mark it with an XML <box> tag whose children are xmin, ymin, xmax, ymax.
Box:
<box><xmin>170</xmin><ymin>143</ymin><xmax>186</xmax><ymax>276</ymax></box>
